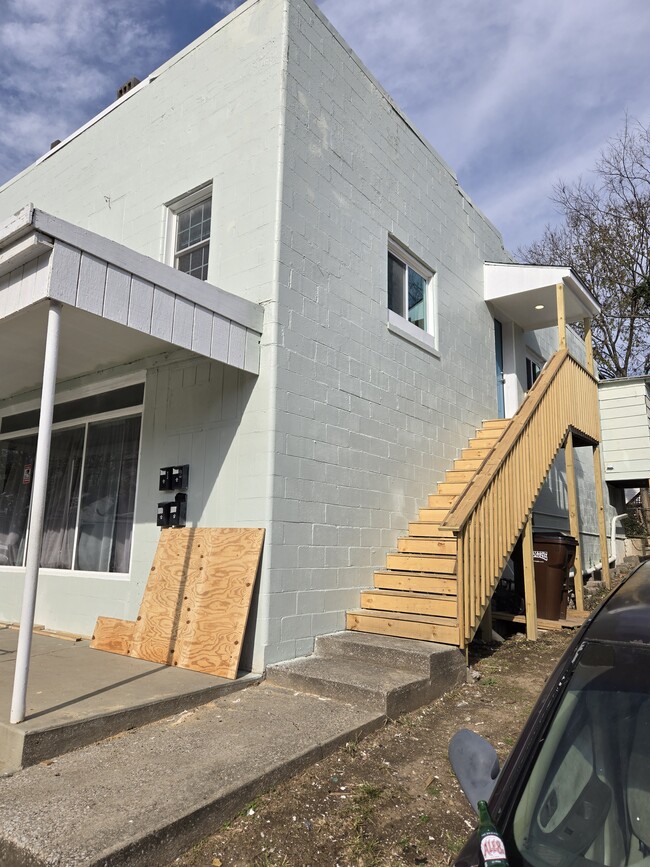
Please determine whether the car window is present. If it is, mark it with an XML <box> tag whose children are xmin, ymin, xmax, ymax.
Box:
<box><xmin>502</xmin><ymin>641</ymin><xmax>650</xmax><ymax>867</ymax></box>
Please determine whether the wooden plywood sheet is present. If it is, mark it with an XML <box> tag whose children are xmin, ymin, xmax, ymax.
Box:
<box><xmin>128</xmin><ymin>527</ymin><xmax>264</xmax><ymax>679</ymax></box>
<box><xmin>90</xmin><ymin>617</ymin><xmax>135</xmax><ymax>655</ymax></box>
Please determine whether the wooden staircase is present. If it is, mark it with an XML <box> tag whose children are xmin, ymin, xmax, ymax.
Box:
<box><xmin>347</xmin><ymin>349</ymin><xmax>603</xmax><ymax>650</ymax></box>
<box><xmin>346</xmin><ymin>418</ymin><xmax>509</xmax><ymax>647</ymax></box>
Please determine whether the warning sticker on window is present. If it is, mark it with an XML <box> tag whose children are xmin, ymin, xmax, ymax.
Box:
<box><xmin>22</xmin><ymin>464</ymin><xmax>33</xmax><ymax>485</ymax></box>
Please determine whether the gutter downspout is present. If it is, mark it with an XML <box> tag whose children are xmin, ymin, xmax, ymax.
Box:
<box><xmin>10</xmin><ymin>301</ymin><xmax>62</xmax><ymax>724</ymax></box>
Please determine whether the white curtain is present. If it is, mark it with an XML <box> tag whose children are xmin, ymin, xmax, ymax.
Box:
<box><xmin>76</xmin><ymin>416</ymin><xmax>140</xmax><ymax>572</ymax></box>
<box><xmin>41</xmin><ymin>427</ymin><xmax>84</xmax><ymax>568</ymax></box>
<box><xmin>0</xmin><ymin>435</ymin><xmax>37</xmax><ymax>566</ymax></box>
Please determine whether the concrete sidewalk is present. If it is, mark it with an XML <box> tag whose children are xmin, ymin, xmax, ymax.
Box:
<box><xmin>0</xmin><ymin>626</ymin><xmax>257</xmax><ymax>772</ymax></box>
<box><xmin>0</xmin><ymin>631</ymin><xmax>464</xmax><ymax>866</ymax></box>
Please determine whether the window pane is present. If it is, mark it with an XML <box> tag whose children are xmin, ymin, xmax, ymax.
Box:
<box><xmin>388</xmin><ymin>253</ymin><xmax>405</xmax><ymax>317</ymax></box>
<box><xmin>76</xmin><ymin>416</ymin><xmax>141</xmax><ymax>573</ymax></box>
<box><xmin>0</xmin><ymin>435</ymin><xmax>36</xmax><ymax>566</ymax></box>
<box><xmin>177</xmin><ymin>245</ymin><xmax>209</xmax><ymax>280</ymax></box>
<box><xmin>176</xmin><ymin>200</ymin><xmax>211</xmax><ymax>252</ymax></box>
<box><xmin>408</xmin><ymin>268</ymin><xmax>427</xmax><ymax>331</ymax></box>
<box><xmin>41</xmin><ymin>427</ymin><xmax>85</xmax><ymax>569</ymax></box>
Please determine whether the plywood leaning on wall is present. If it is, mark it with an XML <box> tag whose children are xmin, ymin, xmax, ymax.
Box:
<box><xmin>90</xmin><ymin>527</ymin><xmax>265</xmax><ymax>679</ymax></box>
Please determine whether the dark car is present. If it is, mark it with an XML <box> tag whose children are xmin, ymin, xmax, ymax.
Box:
<box><xmin>449</xmin><ymin>560</ymin><xmax>650</xmax><ymax>867</ymax></box>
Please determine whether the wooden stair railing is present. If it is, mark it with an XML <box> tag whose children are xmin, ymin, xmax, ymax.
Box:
<box><xmin>346</xmin><ymin>349</ymin><xmax>601</xmax><ymax>649</ymax></box>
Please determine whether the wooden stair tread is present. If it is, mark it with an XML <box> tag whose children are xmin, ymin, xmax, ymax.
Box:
<box><xmin>408</xmin><ymin>522</ymin><xmax>456</xmax><ymax>538</ymax></box>
<box><xmin>347</xmin><ymin>609</ymin><xmax>460</xmax><ymax>644</ymax></box>
<box><xmin>386</xmin><ymin>553</ymin><xmax>456</xmax><ymax>574</ymax></box>
<box><xmin>374</xmin><ymin>571</ymin><xmax>457</xmax><ymax>595</ymax></box>
<box><xmin>361</xmin><ymin>589</ymin><xmax>457</xmax><ymax>617</ymax></box>
<box><xmin>397</xmin><ymin>537</ymin><xmax>457</xmax><ymax>554</ymax></box>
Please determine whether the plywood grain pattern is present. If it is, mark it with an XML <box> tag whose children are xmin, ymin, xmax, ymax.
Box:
<box><xmin>172</xmin><ymin>527</ymin><xmax>265</xmax><ymax>678</ymax></box>
<box><xmin>126</xmin><ymin>527</ymin><xmax>264</xmax><ymax>678</ymax></box>
<box><xmin>90</xmin><ymin>617</ymin><xmax>135</xmax><ymax>655</ymax></box>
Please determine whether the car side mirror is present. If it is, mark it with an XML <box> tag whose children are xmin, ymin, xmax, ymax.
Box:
<box><xmin>448</xmin><ymin>728</ymin><xmax>500</xmax><ymax>812</ymax></box>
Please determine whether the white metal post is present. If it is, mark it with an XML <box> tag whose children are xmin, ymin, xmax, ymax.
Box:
<box><xmin>10</xmin><ymin>301</ymin><xmax>62</xmax><ymax>724</ymax></box>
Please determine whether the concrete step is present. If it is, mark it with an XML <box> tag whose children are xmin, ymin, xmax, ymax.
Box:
<box><xmin>268</xmin><ymin>631</ymin><xmax>466</xmax><ymax>718</ymax></box>
<box><xmin>314</xmin><ymin>631</ymin><xmax>465</xmax><ymax>682</ymax></box>
<box><xmin>266</xmin><ymin>654</ymin><xmax>430</xmax><ymax>717</ymax></box>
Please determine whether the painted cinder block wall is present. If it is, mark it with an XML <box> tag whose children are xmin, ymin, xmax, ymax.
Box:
<box><xmin>0</xmin><ymin>0</ymin><xmax>524</xmax><ymax>668</ymax></box>
<box><xmin>262</xmin><ymin>0</ymin><xmax>509</xmax><ymax>662</ymax></box>
<box><xmin>0</xmin><ymin>0</ymin><xmax>288</xmax><ymax>669</ymax></box>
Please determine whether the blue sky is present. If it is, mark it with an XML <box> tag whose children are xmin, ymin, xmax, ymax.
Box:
<box><xmin>1</xmin><ymin>0</ymin><xmax>649</xmax><ymax>253</ymax></box>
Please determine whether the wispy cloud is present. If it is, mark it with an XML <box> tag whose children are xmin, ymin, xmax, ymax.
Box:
<box><xmin>0</xmin><ymin>0</ymin><xmax>174</xmax><ymax>183</ymax></box>
<box><xmin>1</xmin><ymin>0</ymin><xmax>649</xmax><ymax>250</ymax></box>
<box><xmin>319</xmin><ymin>0</ymin><xmax>650</xmax><ymax>250</ymax></box>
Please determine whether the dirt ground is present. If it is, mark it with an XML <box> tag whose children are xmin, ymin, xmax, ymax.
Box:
<box><xmin>170</xmin><ymin>623</ymin><xmax>578</xmax><ymax>867</ymax></box>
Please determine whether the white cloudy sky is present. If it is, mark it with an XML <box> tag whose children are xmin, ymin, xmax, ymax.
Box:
<box><xmin>1</xmin><ymin>0</ymin><xmax>649</xmax><ymax>252</ymax></box>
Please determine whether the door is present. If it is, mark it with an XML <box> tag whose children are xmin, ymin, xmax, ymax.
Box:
<box><xmin>494</xmin><ymin>319</ymin><xmax>505</xmax><ymax>419</ymax></box>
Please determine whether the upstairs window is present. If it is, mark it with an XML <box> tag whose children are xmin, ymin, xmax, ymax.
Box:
<box><xmin>387</xmin><ymin>239</ymin><xmax>437</xmax><ymax>351</ymax></box>
<box><xmin>526</xmin><ymin>357</ymin><xmax>541</xmax><ymax>389</ymax></box>
<box><xmin>167</xmin><ymin>185</ymin><xmax>212</xmax><ymax>281</ymax></box>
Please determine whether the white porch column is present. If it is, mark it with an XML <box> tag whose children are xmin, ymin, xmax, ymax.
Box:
<box><xmin>10</xmin><ymin>301</ymin><xmax>62</xmax><ymax>724</ymax></box>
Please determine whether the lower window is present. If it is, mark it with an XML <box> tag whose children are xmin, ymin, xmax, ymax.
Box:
<box><xmin>0</xmin><ymin>415</ymin><xmax>141</xmax><ymax>573</ymax></box>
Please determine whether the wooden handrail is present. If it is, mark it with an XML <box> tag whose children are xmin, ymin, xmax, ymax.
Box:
<box><xmin>442</xmin><ymin>350</ymin><xmax>598</xmax><ymax>532</ymax></box>
<box><xmin>442</xmin><ymin>348</ymin><xmax>601</xmax><ymax>647</ymax></box>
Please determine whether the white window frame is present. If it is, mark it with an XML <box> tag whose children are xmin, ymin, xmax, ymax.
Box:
<box><xmin>386</xmin><ymin>238</ymin><xmax>439</xmax><ymax>356</ymax></box>
<box><xmin>0</xmin><ymin>388</ymin><xmax>144</xmax><ymax>578</ymax></box>
<box><xmin>164</xmin><ymin>183</ymin><xmax>213</xmax><ymax>280</ymax></box>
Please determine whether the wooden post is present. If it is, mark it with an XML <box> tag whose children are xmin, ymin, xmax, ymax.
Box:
<box><xmin>564</xmin><ymin>432</ymin><xmax>584</xmax><ymax>611</ymax></box>
<box><xmin>556</xmin><ymin>282</ymin><xmax>567</xmax><ymax>350</ymax></box>
<box><xmin>522</xmin><ymin>516</ymin><xmax>538</xmax><ymax>640</ymax></box>
<box><xmin>583</xmin><ymin>317</ymin><xmax>594</xmax><ymax>375</ymax></box>
<box><xmin>592</xmin><ymin>444</ymin><xmax>611</xmax><ymax>588</ymax></box>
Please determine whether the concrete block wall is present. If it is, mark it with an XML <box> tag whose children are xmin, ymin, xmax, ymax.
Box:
<box><xmin>261</xmin><ymin>0</ymin><xmax>510</xmax><ymax>663</ymax></box>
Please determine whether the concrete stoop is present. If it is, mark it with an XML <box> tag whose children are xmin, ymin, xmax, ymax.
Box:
<box><xmin>0</xmin><ymin>633</ymin><xmax>466</xmax><ymax>866</ymax></box>
<box><xmin>266</xmin><ymin>631</ymin><xmax>466</xmax><ymax>718</ymax></box>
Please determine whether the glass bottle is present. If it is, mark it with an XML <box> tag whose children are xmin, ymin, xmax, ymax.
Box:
<box><xmin>477</xmin><ymin>800</ymin><xmax>509</xmax><ymax>866</ymax></box>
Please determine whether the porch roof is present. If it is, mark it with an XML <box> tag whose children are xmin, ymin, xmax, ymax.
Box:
<box><xmin>484</xmin><ymin>262</ymin><xmax>600</xmax><ymax>330</ymax></box>
<box><xmin>0</xmin><ymin>205</ymin><xmax>263</xmax><ymax>402</ymax></box>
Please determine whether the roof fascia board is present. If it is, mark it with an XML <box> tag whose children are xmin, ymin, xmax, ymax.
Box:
<box><xmin>32</xmin><ymin>209</ymin><xmax>263</xmax><ymax>334</ymax></box>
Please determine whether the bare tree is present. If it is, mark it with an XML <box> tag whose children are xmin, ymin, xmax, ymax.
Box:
<box><xmin>518</xmin><ymin>118</ymin><xmax>650</xmax><ymax>378</ymax></box>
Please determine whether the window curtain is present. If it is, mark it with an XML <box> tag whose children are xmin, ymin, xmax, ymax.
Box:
<box><xmin>40</xmin><ymin>427</ymin><xmax>84</xmax><ymax>568</ymax></box>
<box><xmin>76</xmin><ymin>416</ymin><xmax>141</xmax><ymax>572</ymax></box>
<box><xmin>0</xmin><ymin>435</ymin><xmax>36</xmax><ymax>566</ymax></box>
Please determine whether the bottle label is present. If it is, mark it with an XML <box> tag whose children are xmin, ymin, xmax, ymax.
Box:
<box><xmin>481</xmin><ymin>833</ymin><xmax>507</xmax><ymax>862</ymax></box>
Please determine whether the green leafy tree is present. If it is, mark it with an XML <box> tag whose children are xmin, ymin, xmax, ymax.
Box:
<box><xmin>518</xmin><ymin>118</ymin><xmax>650</xmax><ymax>378</ymax></box>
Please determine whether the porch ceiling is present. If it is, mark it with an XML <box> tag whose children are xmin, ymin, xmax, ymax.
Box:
<box><xmin>0</xmin><ymin>302</ymin><xmax>171</xmax><ymax>401</ymax></box>
<box><xmin>484</xmin><ymin>262</ymin><xmax>600</xmax><ymax>330</ymax></box>
<box><xmin>0</xmin><ymin>205</ymin><xmax>263</xmax><ymax>402</ymax></box>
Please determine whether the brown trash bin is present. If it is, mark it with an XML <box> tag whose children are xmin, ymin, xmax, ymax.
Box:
<box><xmin>533</xmin><ymin>532</ymin><xmax>578</xmax><ymax>620</ymax></box>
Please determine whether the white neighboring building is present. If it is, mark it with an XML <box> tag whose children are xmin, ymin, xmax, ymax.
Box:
<box><xmin>0</xmin><ymin>0</ymin><xmax>610</xmax><ymax>669</ymax></box>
